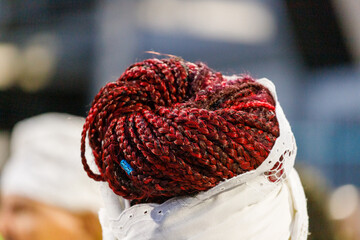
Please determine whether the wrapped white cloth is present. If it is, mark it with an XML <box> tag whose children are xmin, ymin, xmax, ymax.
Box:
<box><xmin>98</xmin><ymin>78</ymin><xmax>309</xmax><ymax>240</ymax></box>
<box><xmin>0</xmin><ymin>113</ymin><xmax>101</xmax><ymax>213</ymax></box>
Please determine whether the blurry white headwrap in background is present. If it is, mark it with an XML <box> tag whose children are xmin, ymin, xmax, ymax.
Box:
<box><xmin>0</xmin><ymin>112</ymin><xmax>101</xmax><ymax>213</ymax></box>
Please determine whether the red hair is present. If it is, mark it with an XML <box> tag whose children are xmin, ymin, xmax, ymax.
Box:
<box><xmin>81</xmin><ymin>57</ymin><xmax>279</xmax><ymax>204</ymax></box>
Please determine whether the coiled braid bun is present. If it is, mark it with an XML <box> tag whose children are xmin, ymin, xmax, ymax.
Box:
<box><xmin>81</xmin><ymin>57</ymin><xmax>279</xmax><ymax>204</ymax></box>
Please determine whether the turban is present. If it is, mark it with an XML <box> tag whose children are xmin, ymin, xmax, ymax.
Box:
<box><xmin>1</xmin><ymin>113</ymin><xmax>101</xmax><ymax>213</ymax></box>
<box><xmin>81</xmin><ymin>57</ymin><xmax>309</xmax><ymax>239</ymax></box>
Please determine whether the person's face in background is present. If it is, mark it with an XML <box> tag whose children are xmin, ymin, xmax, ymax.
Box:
<box><xmin>0</xmin><ymin>195</ymin><xmax>101</xmax><ymax>240</ymax></box>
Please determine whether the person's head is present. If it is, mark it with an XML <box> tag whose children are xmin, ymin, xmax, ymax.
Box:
<box><xmin>0</xmin><ymin>113</ymin><xmax>102</xmax><ymax>240</ymax></box>
<box><xmin>81</xmin><ymin>57</ymin><xmax>280</xmax><ymax>204</ymax></box>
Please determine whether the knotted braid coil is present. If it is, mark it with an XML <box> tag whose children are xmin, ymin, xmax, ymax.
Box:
<box><xmin>81</xmin><ymin>57</ymin><xmax>279</xmax><ymax>204</ymax></box>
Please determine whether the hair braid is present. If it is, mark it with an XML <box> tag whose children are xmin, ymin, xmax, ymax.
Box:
<box><xmin>81</xmin><ymin>57</ymin><xmax>279</xmax><ymax>204</ymax></box>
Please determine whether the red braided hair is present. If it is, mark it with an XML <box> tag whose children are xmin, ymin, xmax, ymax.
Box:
<box><xmin>81</xmin><ymin>57</ymin><xmax>279</xmax><ymax>204</ymax></box>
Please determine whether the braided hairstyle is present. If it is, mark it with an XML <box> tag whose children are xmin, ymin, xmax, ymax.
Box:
<box><xmin>81</xmin><ymin>57</ymin><xmax>279</xmax><ymax>204</ymax></box>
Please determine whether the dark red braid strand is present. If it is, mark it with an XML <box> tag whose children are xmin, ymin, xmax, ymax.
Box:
<box><xmin>81</xmin><ymin>57</ymin><xmax>279</xmax><ymax>203</ymax></box>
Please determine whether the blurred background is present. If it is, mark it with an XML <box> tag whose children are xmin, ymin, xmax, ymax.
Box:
<box><xmin>0</xmin><ymin>0</ymin><xmax>359</xmax><ymax>239</ymax></box>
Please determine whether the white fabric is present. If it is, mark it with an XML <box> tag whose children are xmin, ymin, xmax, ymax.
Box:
<box><xmin>0</xmin><ymin>112</ymin><xmax>102</xmax><ymax>213</ymax></box>
<box><xmin>98</xmin><ymin>78</ymin><xmax>309</xmax><ymax>239</ymax></box>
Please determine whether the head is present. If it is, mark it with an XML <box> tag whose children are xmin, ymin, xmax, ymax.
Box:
<box><xmin>81</xmin><ymin>57</ymin><xmax>279</xmax><ymax>204</ymax></box>
<box><xmin>0</xmin><ymin>113</ymin><xmax>102</xmax><ymax>240</ymax></box>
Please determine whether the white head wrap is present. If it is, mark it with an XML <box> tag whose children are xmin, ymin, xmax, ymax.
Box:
<box><xmin>0</xmin><ymin>112</ymin><xmax>101</xmax><ymax>213</ymax></box>
<box><xmin>97</xmin><ymin>78</ymin><xmax>309</xmax><ymax>240</ymax></box>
